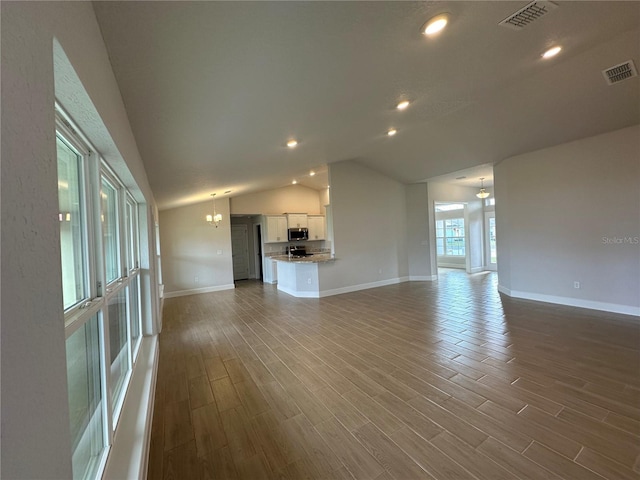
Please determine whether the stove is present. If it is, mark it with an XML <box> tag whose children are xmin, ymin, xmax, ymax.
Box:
<box><xmin>288</xmin><ymin>245</ymin><xmax>313</xmax><ymax>258</ymax></box>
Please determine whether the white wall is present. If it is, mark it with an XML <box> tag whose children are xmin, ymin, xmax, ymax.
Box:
<box><xmin>1</xmin><ymin>2</ymin><xmax>159</xmax><ymax>478</ymax></box>
<box><xmin>406</xmin><ymin>183</ymin><xmax>434</xmax><ymax>280</ymax></box>
<box><xmin>230</xmin><ymin>184</ymin><xmax>322</xmax><ymax>215</ymax></box>
<box><xmin>427</xmin><ymin>182</ymin><xmax>485</xmax><ymax>276</ymax></box>
<box><xmin>319</xmin><ymin>161</ymin><xmax>409</xmax><ymax>293</ymax></box>
<box><xmin>495</xmin><ymin>125</ymin><xmax>640</xmax><ymax>315</ymax></box>
<box><xmin>160</xmin><ymin>198</ymin><xmax>235</xmax><ymax>296</ymax></box>
<box><xmin>320</xmin><ymin>187</ymin><xmax>330</xmax><ymax>209</ymax></box>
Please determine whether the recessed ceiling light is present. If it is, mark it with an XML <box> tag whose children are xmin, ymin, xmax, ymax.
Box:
<box><xmin>309</xmin><ymin>171</ymin><xmax>316</xmax><ymax>176</ymax></box>
<box><xmin>422</xmin><ymin>14</ymin><xmax>449</xmax><ymax>36</ymax></box>
<box><xmin>292</xmin><ymin>179</ymin><xmax>297</xmax><ymax>184</ymax></box>
<box><xmin>287</xmin><ymin>139</ymin><xmax>298</xmax><ymax>148</ymax></box>
<box><xmin>397</xmin><ymin>100</ymin><xmax>410</xmax><ymax>110</ymax></box>
<box><xmin>387</xmin><ymin>128</ymin><xmax>397</xmax><ymax>136</ymax></box>
<box><xmin>542</xmin><ymin>46</ymin><xmax>562</xmax><ymax>59</ymax></box>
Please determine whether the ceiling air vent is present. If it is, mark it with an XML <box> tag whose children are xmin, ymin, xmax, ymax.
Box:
<box><xmin>602</xmin><ymin>60</ymin><xmax>638</xmax><ymax>85</ymax></box>
<box><xmin>499</xmin><ymin>1</ymin><xmax>558</xmax><ymax>30</ymax></box>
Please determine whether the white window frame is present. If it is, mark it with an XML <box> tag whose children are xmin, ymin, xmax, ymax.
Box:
<box><xmin>56</xmin><ymin>105</ymin><xmax>145</xmax><ymax>480</ymax></box>
<box><xmin>56</xmin><ymin>121</ymin><xmax>95</xmax><ymax>318</ymax></box>
<box><xmin>436</xmin><ymin>216</ymin><xmax>466</xmax><ymax>257</ymax></box>
<box><xmin>57</xmin><ymin>114</ymin><xmax>111</xmax><ymax>480</ymax></box>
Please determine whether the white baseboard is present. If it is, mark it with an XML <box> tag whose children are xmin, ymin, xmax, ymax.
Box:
<box><xmin>409</xmin><ymin>275</ymin><xmax>438</xmax><ymax>281</ymax></box>
<box><xmin>319</xmin><ymin>276</ymin><xmax>410</xmax><ymax>298</ymax></box>
<box><xmin>103</xmin><ymin>335</ymin><xmax>159</xmax><ymax>480</ymax></box>
<box><xmin>437</xmin><ymin>263</ymin><xmax>465</xmax><ymax>269</ymax></box>
<box><xmin>163</xmin><ymin>283</ymin><xmax>235</xmax><ymax>298</ymax></box>
<box><xmin>277</xmin><ymin>285</ymin><xmax>320</xmax><ymax>298</ymax></box>
<box><xmin>497</xmin><ymin>284</ymin><xmax>512</xmax><ymax>296</ymax></box>
<box><xmin>469</xmin><ymin>267</ymin><xmax>485</xmax><ymax>274</ymax></box>
<box><xmin>498</xmin><ymin>284</ymin><xmax>640</xmax><ymax>317</ymax></box>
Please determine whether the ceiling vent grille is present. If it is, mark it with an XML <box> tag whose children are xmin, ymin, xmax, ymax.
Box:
<box><xmin>602</xmin><ymin>60</ymin><xmax>638</xmax><ymax>85</ymax></box>
<box><xmin>499</xmin><ymin>1</ymin><xmax>558</xmax><ymax>30</ymax></box>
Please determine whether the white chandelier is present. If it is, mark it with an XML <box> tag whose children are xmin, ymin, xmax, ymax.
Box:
<box><xmin>205</xmin><ymin>193</ymin><xmax>222</xmax><ymax>227</ymax></box>
<box><xmin>476</xmin><ymin>177</ymin><xmax>490</xmax><ymax>199</ymax></box>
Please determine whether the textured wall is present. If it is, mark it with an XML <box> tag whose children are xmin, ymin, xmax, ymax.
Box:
<box><xmin>160</xmin><ymin>198</ymin><xmax>235</xmax><ymax>296</ymax></box>
<box><xmin>1</xmin><ymin>2</ymin><xmax>158</xmax><ymax>477</ymax></box>
<box><xmin>496</xmin><ymin>125</ymin><xmax>640</xmax><ymax>314</ymax></box>
<box><xmin>230</xmin><ymin>184</ymin><xmax>322</xmax><ymax>215</ymax></box>
<box><xmin>320</xmin><ymin>160</ymin><xmax>409</xmax><ymax>293</ymax></box>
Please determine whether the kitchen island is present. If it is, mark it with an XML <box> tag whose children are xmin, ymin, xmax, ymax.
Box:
<box><xmin>272</xmin><ymin>254</ymin><xmax>336</xmax><ymax>298</ymax></box>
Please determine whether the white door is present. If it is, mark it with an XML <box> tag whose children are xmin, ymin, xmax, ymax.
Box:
<box><xmin>231</xmin><ymin>224</ymin><xmax>250</xmax><ymax>280</ymax></box>
<box><xmin>485</xmin><ymin>212</ymin><xmax>497</xmax><ymax>271</ymax></box>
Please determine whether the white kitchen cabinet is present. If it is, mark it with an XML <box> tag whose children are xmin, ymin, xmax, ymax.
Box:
<box><xmin>264</xmin><ymin>215</ymin><xmax>288</xmax><ymax>243</ymax></box>
<box><xmin>286</xmin><ymin>213</ymin><xmax>308</xmax><ymax>228</ymax></box>
<box><xmin>307</xmin><ymin>215</ymin><xmax>325</xmax><ymax>241</ymax></box>
<box><xmin>263</xmin><ymin>258</ymin><xmax>278</xmax><ymax>284</ymax></box>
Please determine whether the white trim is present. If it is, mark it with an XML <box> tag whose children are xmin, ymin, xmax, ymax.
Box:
<box><xmin>319</xmin><ymin>277</ymin><xmax>410</xmax><ymax>298</ymax></box>
<box><xmin>103</xmin><ymin>335</ymin><xmax>159</xmax><ymax>480</ymax></box>
<box><xmin>497</xmin><ymin>284</ymin><xmax>512</xmax><ymax>296</ymax></box>
<box><xmin>163</xmin><ymin>284</ymin><xmax>235</xmax><ymax>298</ymax></box>
<box><xmin>469</xmin><ymin>267</ymin><xmax>485</xmax><ymax>274</ymax></box>
<box><xmin>409</xmin><ymin>275</ymin><xmax>438</xmax><ymax>281</ymax></box>
<box><xmin>437</xmin><ymin>262</ymin><xmax>465</xmax><ymax>269</ymax></box>
<box><xmin>498</xmin><ymin>284</ymin><xmax>640</xmax><ymax>317</ymax></box>
<box><xmin>277</xmin><ymin>285</ymin><xmax>320</xmax><ymax>298</ymax></box>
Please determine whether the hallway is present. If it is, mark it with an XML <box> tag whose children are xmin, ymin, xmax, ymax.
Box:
<box><xmin>148</xmin><ymin>271</ymin><xmax>640</xmax><ymax>479</ymax></box>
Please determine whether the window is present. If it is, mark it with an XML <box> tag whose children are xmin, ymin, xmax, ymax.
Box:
<box><xmin>101</xmin><ymin>175</ymin><xmax>120</xmax><ymax>284</ymax></box>
<box><xmin>57</xmin><ymin>134</ymin><xmax>88</xmax><ymax>311</ymax></box>
<box><xmin>435</xmin><ymin>203</ymin><xmax>465</xmax><ymax>212</ymax></box>
<box><xmin>57</xmin><ymin>111</ymin><xmax>143</xmax><ymax>480</ymax></box>
<box><xmin>108</xmin><ymin>288</ymin><xmax>130</xmax><ymax>419</ymax></box>
<box><xmin>436</xmin><ymin>218</ymin><xmax>466</xmax><ymax>256</ymax></box>
<box><xmin>66</xmin><ymin>314</ymin><xmax>105</xmax><ymax>480</ymax></box>
<box><xmin>125</xmin><ymin>196</ymin><xmax>139</xmax><ymax>272</ymax></box>
<box><xmin>488</xmin><ymin>217</ymin><xmax>497</xmax><ymax>264</ymax></box>
<box><xmin>485</xmin><ymin>197</ymin><xmax>495</xmax><ymax>207</ymax></box>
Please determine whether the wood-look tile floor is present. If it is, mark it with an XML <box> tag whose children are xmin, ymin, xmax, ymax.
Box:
<box><xmin>147</xmin><ymin>270</ymin><xmax>640</xmax><ymax>480</ymax></box>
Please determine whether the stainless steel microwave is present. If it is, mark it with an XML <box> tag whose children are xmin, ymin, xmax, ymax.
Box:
<box><xmin>288</xmin><ymin>228</ymin><xmax>309</xmax><ymax>241</ymax></box>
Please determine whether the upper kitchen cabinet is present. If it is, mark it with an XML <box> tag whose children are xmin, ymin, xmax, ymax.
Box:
<box><xmin>286</xmin><ymin>213</ymin><xmax>308</xmax><ymax>229</ymax></box>
<box><xmin>264</xmin><ymin>215</ymin><xmax>288</xmax><ymax>243</ymax></box>
<box><xmin>307</xmin><ymin>215</ymin><xmax>325</xmax><ymax>241</ymax></box>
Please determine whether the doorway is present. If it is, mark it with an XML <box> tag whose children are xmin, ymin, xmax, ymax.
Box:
<box><xmin>255</xmin><ymin>224</ymin><xmax>263</xmax><ymax>281</ymax></box>
<box><xmin>231</xmin><ymin>224</ymin><xmax>250</xmax><ymax>281</ymax></box>
<box><xmin>434</xmin><ymin>202</ymin><xmax>469</xmax><ymax>271</ymax></box>
<box><xmin>485</xmin><ymin>211</ymin><xmax>497</xmax><ymax>271</ymax></box>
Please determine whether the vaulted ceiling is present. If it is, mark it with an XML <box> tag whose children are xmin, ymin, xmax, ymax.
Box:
<box><xmin>93</xmin><ymin>1</ymin><xmax>640</xmax><ymax>210</ymax></box>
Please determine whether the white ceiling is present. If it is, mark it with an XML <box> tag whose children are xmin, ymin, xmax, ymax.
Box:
<box><xmin>92</xmin><ymin>1</ymin><xmax>640</xmax><ymax>210</ymax></box>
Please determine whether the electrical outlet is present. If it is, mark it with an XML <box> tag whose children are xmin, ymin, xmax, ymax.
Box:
<box><xmin>378</xmin><ymin>268</ymin><xmax>383</xmax><ymax>274</ymax></box>
<box><xmin>194</xmin><ymin>276</ymin><xmax>199</xmax><ymax>284</ymax></box>
<box><xmin>307</xmin><ymin>278</ymin><xmax>312</xmax><ymax>285</ymax></box>
<box><xmin>574</xmin><ymin>281</ymin><xmax>580</xmax><ymax>289</ymax></box>
<box><xmin>217</xmin><ymin>249</ymin><xmax>223</xmax><ymax>255</ymax></box>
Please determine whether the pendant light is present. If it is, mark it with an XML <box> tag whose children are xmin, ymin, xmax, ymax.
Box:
<box><xmin>476</xmin><ymin>177</ymin><xmax>490</xmax><ymax>199</ymax></box>
<box><xmin>205</xmin><ymin>193</ymin><xmax>222</xmax><ymax>227</ymax></box>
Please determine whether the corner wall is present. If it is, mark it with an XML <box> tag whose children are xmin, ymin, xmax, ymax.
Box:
<box><xmin>1</xmin><ymin>2</ymin><xmax>159</xmax><ymax>477</ymax></box>
<box><xmin>160</xmin><ymin>199</ymin><xmax>235</xmax><ymax>297</ymax></box>
<box><xmin>495</xmin><ymin>125</ymin><xmax>640</xmax><ymax>316</ymax></box>
<box><xmin>320</xmin><ymin>161</ymin><xmax>409</xmax><ymax>294</ymax></box>
<box><xmin>406</xmin><ymin>183</ymin><xmax>434</xmax><ymax>280</ymax></box>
